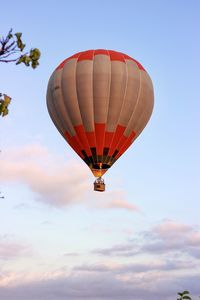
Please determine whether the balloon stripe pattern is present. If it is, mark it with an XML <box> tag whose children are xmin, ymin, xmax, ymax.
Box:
<box><xmin>47</xmin><ymin>49</ymin><xmax>154</xmax><ymax>177</ymax></box>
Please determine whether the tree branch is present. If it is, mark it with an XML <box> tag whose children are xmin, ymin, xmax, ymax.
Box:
<box><xmin>0</xmin><ymin>58</ymin><xmax>18</xmax><ymax>63</ymax></box>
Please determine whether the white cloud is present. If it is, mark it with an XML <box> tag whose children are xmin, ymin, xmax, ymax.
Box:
<box><xmin>92</xmin><ymin>190</ymin><xmax>138</xmax><ymax>211</ymax></box>
<box><xmin>0</xmin><ymin>144</ymin><xmax>137</xmax><ymax>211</ymax></box>
<box><xmin>141</xmin><ymin>220</ymin><xmax>200</xmax><ymax>257</ymax></box>
<box><xmin>93</xmin><ymin>243</ymin><xmax>139</xmax><ymax>256</ymax></box>
<box><xmin>0</xmin><ymin>235</ymin><xmax>32</xmax><ymax>260</ymax></box>
<box><xmin>0</xmin><ymin>144</ymin><xmax>90</xmax><ymax>206</ymax></box>
<box><xmin>92</xmin><ymin>220</ymin><xmax>200</xmax><ymax>259</ymax></box>
<box><xmin>74</xmin><ymin>259</ymin><xmax>195</xmax><ymax>274</ymax></box>
<box><xmin>0</xmin><ymin>220</ymin><xmax>199</xmax><ymax>300</ymax></box>
<box><xmin>0</xmin><ymin>269</ymin><xmax>199</xmax><ymax>300</ymax></box>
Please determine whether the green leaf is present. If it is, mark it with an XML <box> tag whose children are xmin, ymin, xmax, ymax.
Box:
<box><xmin>15</xmin><ymin>32</ymin><xmax>22</xmax><ymax>39</ymax></box>
<box><xmin>30</xmin><ymin>48</ymin><xmax>41</xmax><ymax>61</ymax></box>
<box><xmin>0</xmin><ymin>94</ymin><xmax>11</xmax><ymax>117</ymax></box>
<box><xmin>31</xmin><ymin>60</ymin><xmax>39</xmax><ymax>69</ymax></box>
<box><xmin>24</xmin><ymin>56</ymin><xmax>31</xmax><ymax>66</ymax></box>
<box><xmin>16</xmin><ymin>55</ymin><xmax>25</xmax><ymax>65</ymax></box>
<box><xmin>2</xmin><ymin>108</ymin><xmax>9</xmax><ymax>117</ymax></box>
<box><xmin>15</xmin><ymin>33</ymin><xmax>25</xmax><ymax>51</ymax></box>
<box><xmin>16</xmin><ymin>55</ymin><xmax>32</xmax><ymax>67</ymax></box>
<box><xmin>19</xmin><ymin>41</ymin><xmax>26</xmax><ymax>51</ymax></box>
<box><xmin>3</xmin><ymin>95</ymin><xmax>11</xmax><ymax>105</ymax></box>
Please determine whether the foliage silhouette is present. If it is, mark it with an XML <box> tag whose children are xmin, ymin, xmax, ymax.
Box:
<box><xmin>0</xmin><ymin>29</ymin><xmax>41</xmax><ymax>117</ymax></box>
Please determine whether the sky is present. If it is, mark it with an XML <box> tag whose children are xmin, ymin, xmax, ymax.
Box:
<box><xmin>0</xmin><ymin>0</ymin><xmax>200</xmax><ymax>299</ymax></box>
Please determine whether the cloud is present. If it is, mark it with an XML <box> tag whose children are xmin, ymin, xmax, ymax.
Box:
<box><xmin>92</xmin><ymin>190</ymin><xmax>138</xmax><ymax>211</ymax></box>
<box><xmin>0</xmin><ymin>144</ymin><xmax>136</xmax><ymax>211</ymax></box>
<box><xmin>0</xmin><ymin>235</ymin><xmax>32</xmax><ymax>260</ymax></box>
<box><xmin>0</xmin><ymin>144</ymin><xmax>89</xmax><ymax>206</ymax></box>
<box><xmin>141</xmin><ymin>220</ymin><xmax>200</xmax><ymax>257</ymax></box>
<box><xmin>63</xmin><ymin>252</ymin><xmax>79</xmax><ymax>257</ymax></box>
<box><xmin>92</xmin><ymin>220</ymin><xmax>200</xmax><ymax>259</ymax></box>
<box><xmin>74</xmin><ymin>259</ymin><xmax>195</xmax><ymax>274</ymax></box>
<box><xmin>93</xmin><ymin>243</ymin><xmax>139</xmax><ymax>257</ymax></box>
<box><xmin>0</xmin><ymin>269</ymin><xmax>199</xmax><ymax>300</ymax></box>
<box><xmin>0</xmin><ymin>220</ymin><xmax>199</xmax><ymax>300</ymax></box>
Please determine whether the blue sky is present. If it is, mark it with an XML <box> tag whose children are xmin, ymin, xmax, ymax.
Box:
<box><xmin>0</xmin><ymin>1</ymin><xmax>200</xmax><ymax>299</ymax></box>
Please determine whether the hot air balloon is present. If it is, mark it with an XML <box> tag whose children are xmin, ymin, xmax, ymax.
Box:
<box><xmin>46</xmin><ymin>49</ymin><xmax>154</xmax><ymax>192</ymax></box>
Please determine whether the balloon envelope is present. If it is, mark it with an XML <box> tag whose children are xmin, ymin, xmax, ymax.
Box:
<box><xmin>47</xmin><ymin>49</ymin><xmax>154</xmax><ymax>177</ymax></box>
